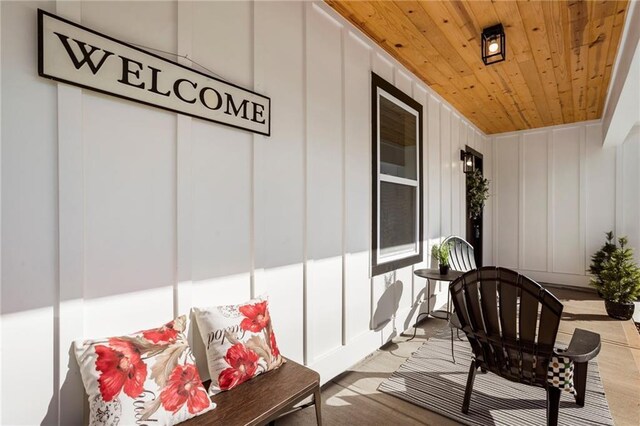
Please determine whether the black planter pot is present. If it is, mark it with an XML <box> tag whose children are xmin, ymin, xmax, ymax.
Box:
<box><xmin>604</xmin><ymin>299</ymin><xmax>635</xmax><ymax>320</ymax></box>
<box><xmin>439</xmin><ymin>264</ymin><xmax>450</xmax><ymax>275</ymax></box>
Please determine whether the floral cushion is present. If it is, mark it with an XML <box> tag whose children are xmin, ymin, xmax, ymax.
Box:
<box><xmin>192</xmin><ymin>297</ymin><xmax>285</xmax><ymax>395</ymax></box>
<box><xmin>74</xmin><ymin>316</ymin><xmax>214</xmax><ymax>425</ymax></box>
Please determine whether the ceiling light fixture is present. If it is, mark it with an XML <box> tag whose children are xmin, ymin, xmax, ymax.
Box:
<box><xmin>481</xmin><ymin>24</ymin><xmax>506</xmax><ymax>65</ymax></box>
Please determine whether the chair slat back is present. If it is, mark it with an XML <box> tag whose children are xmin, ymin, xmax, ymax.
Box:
<box><xmin>450</xmin><ymin>267</ymin><xmax>563</xmax><ymax>387</ymax></box>
<box><xmin>442</xmin><ymin>236</ymin><xmax>476</xmax><ymax>272</ymax></box>
<box><xmin>499</xmin><ymin>270</ymin><xmax>519</xmax><ymax>341</ymax></box>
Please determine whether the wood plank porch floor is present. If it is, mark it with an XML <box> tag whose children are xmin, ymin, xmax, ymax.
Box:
<box><xmin>277</xmin><ymin>288</ymin><xmax>640</xmax><ymax>426</ymax></box>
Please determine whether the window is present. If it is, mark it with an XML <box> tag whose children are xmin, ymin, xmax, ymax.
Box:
<box><xmin>372</xmin><ymin>73</ymin><xmax>423</xmax><ymax>276</ymax></box>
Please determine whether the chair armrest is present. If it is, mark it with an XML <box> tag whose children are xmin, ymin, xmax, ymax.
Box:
<box><xmin>555</xmin><ymin>328</ymin><xmax>601</xmax><ymax>363</ymax></box>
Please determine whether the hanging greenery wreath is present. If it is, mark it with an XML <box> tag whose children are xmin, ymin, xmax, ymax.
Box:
<box><xmin>467</xmin><ymin>170</ymin><xmax>490</xmax><ymax>219</ymax></box>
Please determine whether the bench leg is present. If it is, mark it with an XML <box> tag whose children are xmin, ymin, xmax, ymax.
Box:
<box><xmin>314</xmin><ymin>386</ymin><xmax>322</xmax><ymax>425</ymax></box>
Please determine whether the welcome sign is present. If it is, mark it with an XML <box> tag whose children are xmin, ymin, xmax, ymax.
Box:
<box><xmin>38</xmin><ymin>9</ymin><xmax>271</xmax><ymax>136</ymax></box>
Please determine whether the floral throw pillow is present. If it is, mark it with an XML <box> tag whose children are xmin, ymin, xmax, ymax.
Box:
<box><xmin>192</xmin><ymin>298</ymin><xmax>285</xmax><ymax>395</ymax></box>
<box><xmin>74</xmin><ymin>316</ymin><xmax>214</xmax><ymax>425</ymax></box>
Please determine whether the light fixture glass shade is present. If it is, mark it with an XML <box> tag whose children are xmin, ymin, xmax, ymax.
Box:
<box><xmin>482</xmin><ymin>24</ymin><xmax>506</xmax><ymax>65</ymax></box>
<box><xmin>460</xmin><ymin>150</ymin><xmax>475</xmax><ymax>173</ymax></box>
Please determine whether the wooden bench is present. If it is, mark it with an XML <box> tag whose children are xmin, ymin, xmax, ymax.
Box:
<box><xmin>183</xmin><ymin>358</ymin><xmax>322</xmax><ymax>426</ymax></box>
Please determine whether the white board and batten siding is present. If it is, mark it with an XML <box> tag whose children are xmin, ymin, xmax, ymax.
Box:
<box><xmin>492</xmin><ymin>121</ymin><xmax>616</xmax><ymax>288</ymax></box>
<box><xmin>0</xmin><ymin>1</ymin><xmax>492</xmax><ymax>424</ymax></box>
<box><xmin>617</xmin><ymin>126</ymin><xmax>640</xmax><ymax>265</ymax></box>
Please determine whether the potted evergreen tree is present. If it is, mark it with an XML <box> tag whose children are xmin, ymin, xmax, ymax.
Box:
<box><xmin>597</xmin><ymin>237</ymin><xmax>640</xmax><ymax>320</ymax></box>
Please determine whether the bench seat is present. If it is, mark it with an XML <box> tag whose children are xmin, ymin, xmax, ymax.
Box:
<box><xmin>182</xmin><ymin>358</ymin><xmax>321</xmax><ymax>426</ymax></box>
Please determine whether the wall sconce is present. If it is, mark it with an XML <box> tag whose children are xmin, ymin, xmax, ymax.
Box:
<box><xmin>481</xmin><ymin>24</ymin><xmax>506</xmax><ymax>65</ymax></box>
<box><xmin>460</xmin><ymin>150</ymin><xmax>474</xmax><ymax>173</ymax></box>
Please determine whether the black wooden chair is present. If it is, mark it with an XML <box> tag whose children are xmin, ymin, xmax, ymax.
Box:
<box><xmin>450</xmin><ymin>267</ymin><xmax>601</xmax><ymax>426</ymax></box>
<box><xmin>443</xmin><ymin>236</ymin><xmax>476</xmax><ymax>273</ymax></box>
<box><xmin>442</xmin><ymin>236</ymin><xmax>476</xmax><ymax>363</ymax></box>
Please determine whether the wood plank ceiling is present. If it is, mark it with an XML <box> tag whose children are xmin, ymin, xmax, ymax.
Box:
<box><xmin>326</xmin><ymin>0</ymin><xmax>629</xmax><ymax>134</ymax></box>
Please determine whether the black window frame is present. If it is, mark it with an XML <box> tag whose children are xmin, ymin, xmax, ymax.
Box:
<box><xmin>371</xmin><ymin>72</ymin><xmax>424</xmax><ymax>276</ymax></box>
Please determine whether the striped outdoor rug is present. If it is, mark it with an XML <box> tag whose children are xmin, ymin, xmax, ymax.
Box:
<box><xmin>379</xmin><ymin>330</ymin><xmax>613</xmax><ymax>425</ymax></box>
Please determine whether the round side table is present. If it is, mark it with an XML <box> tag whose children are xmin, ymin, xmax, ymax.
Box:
<box><xmin>409</xmin><ymin>268</ymin><xmax>465</xmax><ymax>363</ymax></box>
<box><xmin>413</xmin><ymin>268</ymin><xmax>464</xmax><ymax>320</ymax></box>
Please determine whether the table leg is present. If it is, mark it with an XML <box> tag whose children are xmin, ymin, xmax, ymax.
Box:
<box><xmin>427</xmin><ymin>278</ymin><xmax>431</xmax><ymax>315</ymax></box>
<box><xmin>407</xmin><ymin>312</ymin><xmax>429</xmax><ymax>341</ymax></box>
<box><xmin>406</xmin><ymin>278</ymin><xmax>431</xmax><ymax>342</ymax></box>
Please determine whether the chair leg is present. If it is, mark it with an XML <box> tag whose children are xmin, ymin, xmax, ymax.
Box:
<box><xmin>573</xmin><ymin>362</ymin><xmax>587</xmax><ymax>407</ymax></box>
<box><xmin>450</xmin><ymin>328</ymin><xmax>456</xmax><ymax>364</ymax></box>
<box><xmin>462</xmin><ymin>360</ymin><xmax>477</xmax><ymax>414</ymax></box>
<box><xmin>546</xmin><ymin>386</ymin><xmax>561</xmax><ymax>426</ymax></box>
<box><xmin>314</xmin><ymin>386</ymin><xmax>322</xmax><ymax>426</ymax></box>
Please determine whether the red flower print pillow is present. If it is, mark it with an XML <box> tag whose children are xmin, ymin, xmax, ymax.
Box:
<box><xmin>192</xmin><ymin>297</ymin><xmax>285</xmax><ymax>395</ymax></box>
<box><xmin>74</xmin><ymin>316</ymin><xmax>214</xmax><ymax>425</ymax></box>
